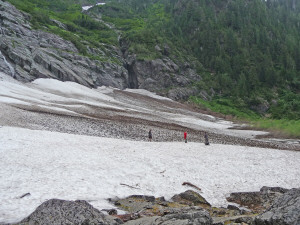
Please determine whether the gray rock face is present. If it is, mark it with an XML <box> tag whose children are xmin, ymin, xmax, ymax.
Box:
<box><xmin>253</xmin><ymin>188</ymin><xmax>300</xmax><ymax>225</ymax></box>
<box><xmin>128</xmin><ymin>56</ymin><xmax>202</xmax><ymax>97</ymax></box>
<box><xmin>0</xmin><ymin>0</ymin><xmax>205</xmax><ymax>100</ymax></box>
<box><xmin>124</xmin><ymin>207</ymin><xmax>212</xmax><ymax>225</ymax></box>
<box><xmin>0</xmin><ymin>0</ymin><xmax>128</xmax><ymax>89</ymax></box>
<box><xmin>12</xmin><ymin>199</ymin><xmax>121</xmax><ymax>225</ymax></box>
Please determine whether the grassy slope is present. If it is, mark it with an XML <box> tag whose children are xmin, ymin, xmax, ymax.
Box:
<box><xmin>190</xmin><ymin>96</ymin><xmax>300</xmax><ymax>138</ymax></box>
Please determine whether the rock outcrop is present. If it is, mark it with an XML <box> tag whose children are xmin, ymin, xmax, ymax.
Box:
<box><xmin>0</xmin><ymin>0</ymin><xmax>205</xmax><ymax>100</ymax></box>
<box><xmin>5</xmin><ymin>187</ymin><xmax>300</xmax><ymax>225</ymax></box>
<box><xmin>7</xmin><ymin>197</ymin><xmax>213</xmax><ymax>225</ymax></box>
<box><xmin>226</xmin><ymin>186</ymin><xmax>289</xmax><ymax>213</ymax></box>
<box><xmin>124</xmin><ymin>54</ymin><xmax>202</xmax><ymax>95</ymax></box>
<box><xmin>0</xmin><ymin>0</ymin><xmax>128</xmax><ymax>89</ymax></box>
<box><xmin>110</xmin><ymin>191</ymin><xmax>254</xmax><ymax>224</ymax></box>
<box><xmin>252</xmin><ymin>188</ymin><xmax>300</xmax><ymax>225</ymax></box>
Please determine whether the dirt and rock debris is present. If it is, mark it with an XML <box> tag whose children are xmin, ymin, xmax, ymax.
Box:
<box><xmin>0</xmin><ymin>99</ymin><xmax>299</xmax><ymax>151</ymax></box>
<box><xmin>4</xmin><ymin>187</ymin><xmax>300</xmax><ymax>225</ymax></box>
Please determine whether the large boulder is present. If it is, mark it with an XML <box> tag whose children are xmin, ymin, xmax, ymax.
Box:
<box><xmin>11</xmin><ymin>199</ymin><xmax>121</xmax><ymax>225</ymax></box>
<box><xmin>171</xmin><ymin>190</ymin><xmax>211</xmax><ymax>208</ymax></box>
<box><xmin>252</xmin><ymin>188</ymin><xmax>300</xmax><ymax>225</ymax></box>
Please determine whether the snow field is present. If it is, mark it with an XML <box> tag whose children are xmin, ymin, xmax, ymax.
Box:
<box><xmin>0</xmin><ymin>126</ymin><xmax>299</xmax><ymax>223</ymax></box>
<box><xmin>0</xmin><ymin>73</ymin><xmax>270</xmax><ymax>139</ymax></box>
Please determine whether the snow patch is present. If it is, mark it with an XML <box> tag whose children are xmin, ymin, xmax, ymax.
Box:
<box><xmin>125</xmin><ymin>88</ymin><xmax>173</xmax><ymax>101</ymax></box>
<box><xmin>0</xmin><ymin>126</ymin><xmax>299</xmax><ymax>223</ymax></box>
<box><xmin>82</xmin><ymin>2</ymin><xmax>106</xmax><ymax>11</ymax></box>
<box><xmin>31</xmin><ymin>79</ymin><xmax>117</xmax><ymax>103</ymax></box>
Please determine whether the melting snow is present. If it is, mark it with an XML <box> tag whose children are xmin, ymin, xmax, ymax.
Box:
<box><xmin>125</xmin><ymin>88</ymin><xmax>173</xmax><ymax>101</ymax></box>
<box><xmin>0</xmin><ymin>126</ymin><xmax>299</xmax><ymax>223</ymax></box>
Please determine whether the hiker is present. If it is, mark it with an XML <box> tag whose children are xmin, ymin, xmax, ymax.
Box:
<box><xmin>204</xmin><ymin>132</ymin><xmax>209</xmax><ymax>145</ymax></box>
<box><xmin>148</xmin><ymin>129</ymin><xmax>152</xmax><ymax>142</ymax></box>
<box><xmin>184</xmin><ymin>131</ymin><xmax>187</xmax><ymax>143</ymax></box>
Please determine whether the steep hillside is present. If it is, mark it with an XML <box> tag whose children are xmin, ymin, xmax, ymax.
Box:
<box><xmin>93</xmin><ymin>0</ymin><xmax>300</xmax><ymax>120</ymax></box>
<box><xmin>1</xmin><ymin>0</ymin><xmax>300</xmax><ymax>121</ymax></box>
<box><xmin>0</xmin><ymin>0</ymin><xmax>202</xmax><ymax>101</ymax></box>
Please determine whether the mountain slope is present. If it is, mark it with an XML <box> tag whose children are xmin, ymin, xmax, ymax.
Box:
<box><xmin>1</xmin><ymin>0</ymin><xmax>300</xmax><ymax>120</ymax></box>
<box><xmin>94</xmin><ymin>0</ymin><xmax>300</xmax><ymax>119</ymax></box>
<box><xmin>0</xmin><ymin>0</ymin><xmax>203</xmax><ymax>100</ymax></box>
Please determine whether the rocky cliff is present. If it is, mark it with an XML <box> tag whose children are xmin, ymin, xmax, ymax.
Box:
<box><xmin>0</xmin><ymin>0</ymin><xmax>128</xmax><ymax>89</ymax></box>
<box><xmin>0</xmin><ymin>0</ymin><xmax>202</xmax><ymax>100</ymax></box>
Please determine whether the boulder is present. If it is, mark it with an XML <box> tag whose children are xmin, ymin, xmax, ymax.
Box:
<box><xmin>171</xmin><ymin>190</ymin><xmax>211</xmax><ymax>208</ymax></box>
<box><xmin>11</xmin><ymin>199</ymin><xmax>121</xmax><ymax>225</ymax></box>
<box><xmin>253</xmin><ymin>188</ymin><xmax>300</xmax><ymax>225</ymax></box>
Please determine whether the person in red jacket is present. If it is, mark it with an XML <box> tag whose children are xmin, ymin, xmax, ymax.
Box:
<box><xmin>184</xmin><ymin>131</ymin><xmax>187</xmax><ymax>143</ymax></box>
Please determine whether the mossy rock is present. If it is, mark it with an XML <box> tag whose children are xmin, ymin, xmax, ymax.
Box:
<box><xmin>171</xmin><ymin>190</ymin><xmax>211</xmax><ymax>208</ymax></box>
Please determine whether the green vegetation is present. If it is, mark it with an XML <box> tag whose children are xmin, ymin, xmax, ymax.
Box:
<box><xmin>92</xmin><ymin>1</ymin><xmax>171</xmax><ymax>60</ymax></box>
<box><xmin>95</xmin><ymin>0</ymin><xmax>300</xmax><ymax>120</ymax></box>
<box><xmin>189</xmin><ymin>96</ymin><xmax>300</xmax><ymax>138</ymax></box>
<box><xmin>189</xmin><ymin>96</ymin><xmax>260</xmax><ymax>120</ymax></box>
<box><xmin>6</xmin><ymin>0</ymin><xmax>119</xmax><ymax>62</ymax></box>
<box><xmin>254</xmin><ymin>119</ymin><xmax>300</xmax><ymax>138</ymax></box>
<box><xmin>269</xmin><ymin>90</ymin><xmax>300</xmax><ymax>120</ymax></box>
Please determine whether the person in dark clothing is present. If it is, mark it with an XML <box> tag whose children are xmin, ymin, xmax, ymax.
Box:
<box><xmin>204</xmin><ymin>132</ymin><xmax>209</xmax><ymax>145</ymax></box>
<box><xmin>184</xmin><ymin>131</ymin><xmax>187</xmax><ymax>143</ymax></box>
<box><xmin>148</xmin><ymin>129</ymin><xmax>152</xmax><ymax>142</ymax></box>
